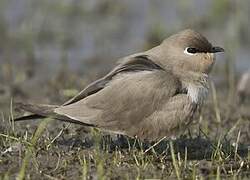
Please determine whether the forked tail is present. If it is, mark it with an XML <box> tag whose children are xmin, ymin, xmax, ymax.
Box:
<box><xmin>14</xmin><ymin>102</ymin><xmax>94</xmax><ymax>126</ymax></box>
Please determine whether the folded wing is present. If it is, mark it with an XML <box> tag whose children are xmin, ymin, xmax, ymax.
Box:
<box><xmin>55</xmin><ymin>55</ymin><xmax>184</xmax><ymax>138</ymax></box>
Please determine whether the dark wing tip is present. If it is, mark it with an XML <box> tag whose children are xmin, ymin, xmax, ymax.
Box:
<box><xmin>14</xmin><ymin>114</ymin><xmax>45</xmax><ymax>121</ymax></box>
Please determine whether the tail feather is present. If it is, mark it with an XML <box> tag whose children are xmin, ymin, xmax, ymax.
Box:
<box><xmin>14</xmin><ymin>102</ymin><xmax>95</xmax><ymax>127</ymax></box>
<box><xmin>15</xmin><ymin>102</ymin><xmax>59</xmax><ymax>117</ymax></box>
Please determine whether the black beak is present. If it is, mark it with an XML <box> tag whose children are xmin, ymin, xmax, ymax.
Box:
<box><xmin>211</xmin><ymin>46</ymin><xmax>224</xmax><ymax>53</ymax></box>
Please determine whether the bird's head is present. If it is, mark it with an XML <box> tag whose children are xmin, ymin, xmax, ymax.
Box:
<box><xmin>161</xmin><ymin>29</ymin><xmax>224</xmax><ymax>75</ymax></box>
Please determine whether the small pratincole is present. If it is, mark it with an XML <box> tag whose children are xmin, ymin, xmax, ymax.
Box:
<box><xmin>15</xmin><ymin>29</ymin><xmax>224</xmax><ymax>141</ymax></box>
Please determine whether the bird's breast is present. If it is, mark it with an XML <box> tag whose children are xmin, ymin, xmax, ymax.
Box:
<box><xmin>187</xmin><ymin>84</ymin><xmax>208</xmax><ymax>104</ymax></box>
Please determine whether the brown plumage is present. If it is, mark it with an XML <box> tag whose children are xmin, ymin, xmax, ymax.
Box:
<box><xmin>15</xmin><ymin>29</ymin><xmax>224</xmax><ymax>141</ymax></box>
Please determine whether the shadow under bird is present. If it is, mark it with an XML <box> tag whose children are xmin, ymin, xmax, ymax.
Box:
<box><xmin>15</xmin><ymin>29</ymin><xmax>224</xmax><ymax>141</ymax></box>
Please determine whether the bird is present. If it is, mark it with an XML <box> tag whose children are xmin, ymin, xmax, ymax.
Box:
<box><xmin>237</xmin><ymin>69</ymin><xmax>250</xmax><ymax>104</ymax></box>
<box><xmin>15</xmin><ymin>29</ymin><xmax>224</xmax><ymax>141</ymax></box>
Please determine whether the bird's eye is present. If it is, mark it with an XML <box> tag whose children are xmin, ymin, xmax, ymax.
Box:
<box><xmin>184</xmin><ymin>47</ymin><xmax>198</xmax><ymax>55</ymax></box>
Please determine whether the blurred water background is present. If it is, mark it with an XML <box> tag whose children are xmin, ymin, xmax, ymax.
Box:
<box><xmin>0</xmin><ymin>0</ymin><xmax>249</xmax><ymax>103</ymax></box>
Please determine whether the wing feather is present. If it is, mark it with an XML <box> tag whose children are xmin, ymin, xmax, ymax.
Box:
<box><xmin>55</xmin><ymin>67</ymin><xmax>182</xmax><ymax>138</ymax></box>
<box><xmin>63</xmin><ymin>55</ymin><xmax>164</xmax><ymax>106</ymax></box>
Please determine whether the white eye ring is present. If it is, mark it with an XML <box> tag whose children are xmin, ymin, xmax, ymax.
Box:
<box><xmin>184</xmin><ymin>47</ymin><xmax>196</xmax><ymax>56</ymax></box>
